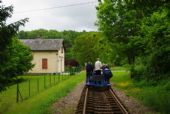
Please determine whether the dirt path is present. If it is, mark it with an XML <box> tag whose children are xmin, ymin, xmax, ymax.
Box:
<box><xmin>49</xmin><ymin>82</ymin><xmax>84</xmax><ymax>114</ymax></box>
<box><xmin>49</xmin><ymin>83</ymin><xmax>156</xmax><ymax>114</ymax></box>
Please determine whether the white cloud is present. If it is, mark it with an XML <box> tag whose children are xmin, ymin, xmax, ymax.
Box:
<box><xmin>3</xmin><ymin>0</ymin><xmax>98</xmax><ymax>31</ymax></box>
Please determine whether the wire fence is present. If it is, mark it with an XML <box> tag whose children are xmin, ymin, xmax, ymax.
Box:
<box><xmin>16</xmin><ymin>67</ymin><xmax>81</xmax><ymax>103</ymax></box>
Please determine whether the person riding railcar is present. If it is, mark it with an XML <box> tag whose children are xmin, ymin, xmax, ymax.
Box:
<box><xmin>85</xmin><ymin>62</ymin><xmax>93</xmax><ymax>83</ymax></box>
<box><xmin>86</xmin><ymin>59</ymin><xmax>111</xmax><ymax>87</ymax></box>
<box><xmin>102</xmin><ymin>65</ymin><xmax>113</xmax><ymax>84</ymax></box>
<box><xmin>94</xmin><ymin>58</ymin><xmax>102</xmax><ymax>75</ymax></box>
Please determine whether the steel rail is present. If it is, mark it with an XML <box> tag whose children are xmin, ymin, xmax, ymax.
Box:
<box><xmin>76</xmin><ymin>86</ymin><xmax>130</xmax><ymax>114</ymax></box>
<box><xmin>82</xmin><ymin>87</ymin><xmax>88</xmax><ymax>114</ymax></box>
<box><xmin>109</xmin><ymin>88</ymin><xmax>129</xmax><ymax>114</ymax></box>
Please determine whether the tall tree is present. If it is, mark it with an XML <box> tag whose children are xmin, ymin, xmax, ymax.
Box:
<box><xmin>0</xmin><ymin>1</ymin><xmax>29</xmax><ymax>91</ymax></box>
<box><xmin>72</xmin><ymin>32</ymin><xmax>114</xmax><ymax>66</ymax></box>
<box><xmin>2</xmin><ymin>38</ymin><xmax>34</xmax><ymax>79</ymax></box>
<box><xmin>97</xmin><ymin>0</ymin><xmax>143</xmax><ymax>65</ymax></box>
<box><xmin>96</xmin><ymin>0</ymin><xmax>170</xmax><ymax>80</ymax></box>
<box><xmin>73</xmin><ymin>32</ymin><xmax>101</xmax><ymax>65</ymax></box>
<box><xmin>140</xmin><ymin>8</ymin><xmax>170</xmax><ymax>80</ymax></box>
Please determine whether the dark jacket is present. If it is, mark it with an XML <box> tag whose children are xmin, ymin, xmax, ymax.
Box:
<box><xmin>86</xmin><ymin>63</ymin><xmax>93</xmax><ymax>72</ymax></box>
<box><xmin>102</xmin><ymin>67</ymin><xmax>113</xmax><ymax>78</ymax></box>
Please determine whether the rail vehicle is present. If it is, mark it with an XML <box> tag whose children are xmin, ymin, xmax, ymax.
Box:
<box><xmin>85</xmin><ymin>70</ymin><xmax>111</xmax><ymax>87</ymax></box>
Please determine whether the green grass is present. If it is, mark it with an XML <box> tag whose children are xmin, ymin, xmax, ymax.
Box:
<box><xmin>0</xmin><ymin>75</ymin><xmax>67</xmax><ymax>113</ymax></box>
<box><xmin>111</xmin><ymin>67</ymin><xmax>170</xmax><ymax>114</ymax></box>
<box><xmin>130</xmin><ymin>80</ymin><xmax>170</xmax><ymax>114</ymax></box>
<box><xmin>0</xmin><ymin>72</ymin><xmax>85</xmax><ymax>114</ymax></box>
<box><xmin>18</xmin><ymin>75</ymin><xmax>66</xmax><ymax>99</ymax></box>
<box><xmin>111</xmin><ymin>68</ymin><xmax>132</xmax><ymax>89</ymax></box>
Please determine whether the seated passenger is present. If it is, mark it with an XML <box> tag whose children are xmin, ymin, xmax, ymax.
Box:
<box><xmin>102</xmin><ymin>65</ymin><xmax>113</xmax><ymax>84</ymax></box>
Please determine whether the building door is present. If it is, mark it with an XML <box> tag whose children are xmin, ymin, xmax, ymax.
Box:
<box><xmin>42</xmin><ymin>58</ymin><xmax>48</xmax><ymax>69</ymax></box>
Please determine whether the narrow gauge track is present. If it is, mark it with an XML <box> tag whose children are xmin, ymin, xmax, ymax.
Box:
<box><xmin>75</xmin><ymin>86</ymin><xmax>129</xmax><ymax>114</ymax></box>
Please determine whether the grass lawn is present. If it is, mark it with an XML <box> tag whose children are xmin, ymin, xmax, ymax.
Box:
<box><xmin>0</xmin><ymin>72</ymin><xmax>85</xmax><ymax>114</ymax></box>
<box><xmin>111</xmin><ymin>67</ymin><xmax>170</xmax><ymax>114</ymax></box>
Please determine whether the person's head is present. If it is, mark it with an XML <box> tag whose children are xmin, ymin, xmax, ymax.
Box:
<box><xmin>97</xmin><ymin>58</ymin><xmax>100</xmax><ymax>61</ymax></box>
<box><xmin>105</xmin><ymin>65</ymin><xmax>109</xmax><ymax>68</ymax></box>
<box><xmin>102</xmin><ymin>64</ymin><xmax>106</xmax><ymax>68</ymax></box>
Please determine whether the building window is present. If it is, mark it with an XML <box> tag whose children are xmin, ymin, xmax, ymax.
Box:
<box><xmin>42</xmin><ymin>58</ymin><xmax>48</xmax><ymax>69</ymax></box>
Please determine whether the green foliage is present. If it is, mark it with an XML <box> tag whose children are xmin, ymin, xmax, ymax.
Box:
<box><xmin>3</xmin><ymin>38</ymin><xmax>33</xmax><ymax>76</ymax></box>
<box><xmin>111</xmin><ymin>67</ymin><xmax>170</xmax><ymax>114</ymax></box>
<box><xmin>140</xmin><ymin>8</ymin><xmax>170</xmax><ymax>80</ymax></box>
<box><xmin>0</xmin><ymin>38</ymin><xmax>33</xmax><ymax>91</ymax></box>
<box><xmin>72</xmin><ymin>32</ymin><xmax>114</xmax><ymax>65</ymax></box>
<box><xmin>111</xmin><ymin>69</ymin><xmax>131</xmax><ymax>85</ymax></box>
<box><xmin>131</xmin><ymin>80</ymin><xmax>170</xmax><ymax>114</ymax></box>
<box><xmin>73</xmin><ymin>32</ymin><xmax>100</xmax><ymax>65</ymax></box>
<box><xmin>96</xmin><ymin>0</ymin><xmax>170</xmax><ymax>81</ymax></box>
<box><xmin>97</xmin><ymin>0</ymin><xmax>143</xmax><ymax>65</ymax></box>
<box><xmin>18</xmin><ymin>29</ymin><xmax>80</xmax><ymax>48</ymax></box>
<box><xmin>0</xmin><ymin>1</ymin><xmax>28</xmax><ymax>91</ymax></box>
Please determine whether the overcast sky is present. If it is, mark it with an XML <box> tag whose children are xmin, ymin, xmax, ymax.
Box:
<box><xmin>3</xmin><ymin>0</ymin><xmax>98</xmax><ymax>31</ymax></box>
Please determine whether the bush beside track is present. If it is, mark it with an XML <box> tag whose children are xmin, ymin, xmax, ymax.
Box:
<box><xmin>111</xmin><ymin>67</ymin><xmax>170</xmax><ymax>114</ymax></box>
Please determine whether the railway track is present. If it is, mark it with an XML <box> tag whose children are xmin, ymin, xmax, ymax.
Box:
<box><xmin>75</xmin><ymin>86</ymin><xmax>129</xmax><ymax>114</ymax></box>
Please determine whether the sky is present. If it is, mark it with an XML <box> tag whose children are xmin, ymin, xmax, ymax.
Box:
<box><xmin>3</xmin><ymin>0</ymin><xmax>98</xmax><ymax>31</ymax></box>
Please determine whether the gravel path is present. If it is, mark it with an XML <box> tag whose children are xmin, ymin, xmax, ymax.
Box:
<box><xmin>49</xmin><ymin>82</ymin><xmax>156</xmax><ymax>114</ymax></box>
<box><xmin>49</xmin><ymin>82</ymin><xmax>84</xmax><ymax>114</ymax></box>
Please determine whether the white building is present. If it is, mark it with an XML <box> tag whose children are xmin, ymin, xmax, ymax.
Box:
<box><xmin>22</xmin><ymin>39</ymin><xmax>65</xmax><ymax>74</ymax></box>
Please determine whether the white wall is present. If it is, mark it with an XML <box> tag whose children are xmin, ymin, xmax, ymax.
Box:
<box><xmin>58</xmin><ymin>47</ymin><xmax>65</xmax><ymax>72</ymax></box>
<box><xmin>29</xmin><ymin>50</ymin><xmax>64</xmax><ymax>73</ymax></box>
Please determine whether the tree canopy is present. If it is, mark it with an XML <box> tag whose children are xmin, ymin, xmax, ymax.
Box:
<box><xmin>72</xmin><ymin>32</ymin><xmax>114</xmax><ymax>66</ymax></box>
<box><xmin>0</xmin><ymin>1</ymin><xmax>33</xmax><ymax>91</ymax></box>
<box><xmin>96</xmin><ymin>0</ymin><xmax>170</xmax><ymax>80</ymax></box>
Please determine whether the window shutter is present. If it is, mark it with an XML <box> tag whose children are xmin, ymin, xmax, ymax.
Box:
<box><xmin>42</xmin><ymin>58</ymin><xmax>48</xmax><ymax>69</ymax></box>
